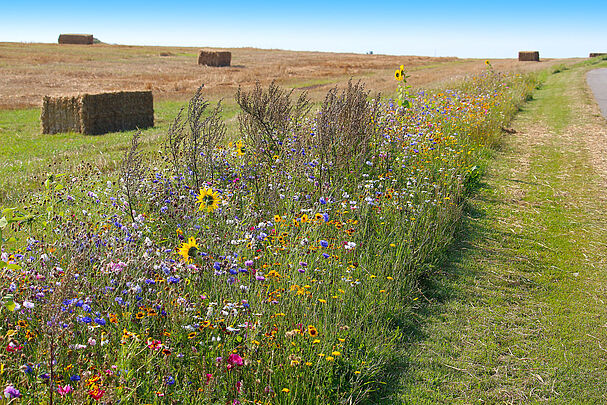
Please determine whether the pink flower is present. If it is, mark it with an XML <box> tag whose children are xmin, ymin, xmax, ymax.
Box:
<box><xmin>57</xmin><ymin>384</ymin><xmax>73</xmax><ymax>396</ymax></box>
<box><xmin>227</xmin><ymin>353</ymin><xmax>244</xmax><ymax>369</ymax></box>
<box><xmin>205</xmin><ymin>373</ymin><xmax>213</xmax><ymax>383</ymax></box>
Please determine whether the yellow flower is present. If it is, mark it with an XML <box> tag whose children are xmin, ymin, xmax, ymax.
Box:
<box><xmin>178</xmin><ymin>237</ymin><xmax>199</xmax><ymax>262</ymax></box>
<box><xmin>394</xmin><ymin>69</ymin><xmax>403</xmax><ymax>81</ymax></box>
<box><xmin>282</xmin><ymin>388</ymin><xmax>290</xmax><ymax>393</ymax></box>
<box><xmin>326</xmin><ymin>356</ymin><xmax>334</xmax><ymax>361</ymax></box>
<box><xmin>485</xmin><ymin>60</ymin><xmax>491</xmax><ymax>66</ymax></box>
<box><xmin>331</xmin><ymin>351</ymin><xmax>341</xmax><ymax>356</ymax></box>
<box><xmin>308</xmin><ymin>325</ymin><xmax>318</xmax><ymax>337</ymax></box>
<box><xmin>196</xmin><ymin>187</ymin><xmax>221</xmax><ymax>212</ymax></box>
<box><xmin>274</xmin><ymin>214</ymin><xmax>282</xmax><ymax>222</ymax></box>
<box><xmin>235</xmin><ymin>140</ymin><xmax>245</xmax><ymax>156</ymax></box>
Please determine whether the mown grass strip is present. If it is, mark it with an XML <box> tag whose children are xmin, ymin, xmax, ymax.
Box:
<box><xmin>397</xmin><ymin>59</ymin><xmax>607</xmax><ymax>404</ymax></box>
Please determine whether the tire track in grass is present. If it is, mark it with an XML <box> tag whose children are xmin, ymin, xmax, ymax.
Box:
<box><xmin>396</xmin><ymin>62</ymin><xmax>607</xmax><ymax>403</ymax></box>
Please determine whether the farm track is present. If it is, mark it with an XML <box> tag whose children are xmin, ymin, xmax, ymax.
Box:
<box><xmin>397</xmin><ymin>63</ymin><xmax>607</xmax><ymax>403</ymax></box>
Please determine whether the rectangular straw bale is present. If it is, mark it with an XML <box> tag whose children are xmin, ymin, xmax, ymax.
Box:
<box><xmin>589</xmin><ymin>53</ymin><xmax>606</xmax><ymax>58</ymax></box>
<box><xmin>518</xmin><ymin>51</ymin><xmax>540</xmax><ymax>61</ymax></box>
<box><xmin>197</xmin><ymin>50</ymin><xmax>231</xmax><ymax>67</ymax></box>
<box><xmin>58</xmin><ymin>34</ymin><xmax>94</xmax><ymax>45</ymax></box>
<box><xmin>41</xmin><ymin>91</ymin><xmax>154</xmax><ymax>135</ymax></box>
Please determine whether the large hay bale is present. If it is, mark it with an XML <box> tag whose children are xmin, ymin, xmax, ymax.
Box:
<box><xmin>41</xmin><ymin>91</ymin><xmax>154</xmax><ymax>135</ymax></box>
<box><xmin>589</xmin><ymin>53</ymin><xmax>606</xmax><ymax>58</ymax></box>
<box><xmin>58</xmin><ymin>34</ymin><xmax>94</xmax><ymax>45</ymax></box>
<box><xmin>518</xmin><ymin>51</ymin><xmax>540</xmax><ymax>61</ymax></box>
<box><xmin>197</xmin><ymin>50</ymin><xmax>231</xmax><ymax>67</ymax></box>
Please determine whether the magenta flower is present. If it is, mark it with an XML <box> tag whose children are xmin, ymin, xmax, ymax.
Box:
<box><xmin>57</xmin><ymin>384</ymin><xmax>73</xmax><ymax>396</ymax></box>
<box><xmin>227</xmin><ymin>353</ymin><xmax>244</xmax><ymax>368</ymax></box>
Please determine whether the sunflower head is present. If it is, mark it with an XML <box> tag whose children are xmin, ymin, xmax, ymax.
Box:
<box><xmin>235</xmin><ymin>140</ymin><xmax>245</xmax><ymax>156</ymax></box>
<box><xmin>307</xmin><ymin>325</ymin><xmax>318</xmax><ymax>337</ymax></box>
<box><xmin>394</xmin><ymin>69</ymin><xmax>403</xmax><ymax>81</ymax></box>
<box><xmin>197</xmin><ymin>188</ymin><xmax>221</xmax><ymax>213</ymax></box>
<box><xmin>178</xmin><ymin>237</ymin><xmax>199</xmax><ymax>262</ymax></box>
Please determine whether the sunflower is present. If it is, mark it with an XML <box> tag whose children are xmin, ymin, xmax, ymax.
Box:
<box><xmin>485</xmin><ymin>60</ymin><xmax>491</xmax><ymax>66</ymax></box>
<box><xmin>196</xmin><ymin>188</ymin><xmax>221</xmax><ymax>212</ymax></box>
<box><xmin>178</xmin><ymin>237</ymin><xmax>199</xmax><ymax>262</ymax></box>
<box><xmin>394</xmin><ymin>69</ymin><xmax>403</xmax><ymax>81</ymax></box>
<box><xmin>307</xmin><ymin>325</ymin><xmax>318</xmax><ymax>337</ymax></box>
<box><xmin>235</xmin><ymin>140</ymin><xmax>245</xmax><ymax>156</ymax></box>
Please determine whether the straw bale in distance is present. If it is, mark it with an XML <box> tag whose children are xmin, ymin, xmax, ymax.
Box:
<box><xmin>589</xmin><ymin>53</ymin><xmax>606</xmax><ymax>58</ymax></box>
<box><xmin>197</xmin><ymin>50</ymin><xmax>231</xmax><ymax>67</ymax></box>
<box><xmin>58</xmin><ymin>34</ymin><xmax>94</xmax><ymax>45</ymax></box>
<box><xmin>41</xmin><ymin>91</ymin><xmax>154</xmax><ymax>135</ymax></box>
<box><xmin>518</xmin><ymin>51</ymin><xmax>540</xmax><ymax>62</ymax></box>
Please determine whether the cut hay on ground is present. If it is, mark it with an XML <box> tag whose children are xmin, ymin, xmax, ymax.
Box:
<box><xmin>197</xmin><ymin>50</ymin><xmax>231</xmax><ymax>67</ymax></box>
<box><xmin>589</xmin><ymin>53</ymin><xmax>606</xmax><ymax>58</ymax></box>
<box><xmin>41</xmin><ymin>91</ymin><xmax>153</xmax><ymax>135</ymax></box>
<box><xmin>519</xmin><ymin>51</ymin><xmax>540</xmax><ymax>62</ymax></box>
<box><xmin>58</xmin><ymin>34</ymin><xmax>94</xmax><ymax>45</ymax></box>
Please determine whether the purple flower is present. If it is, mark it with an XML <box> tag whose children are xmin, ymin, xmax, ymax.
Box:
<box><xmin>322</xmin><ymin>253</ymin><xmax>330</xmax><ymax>258</ymax></box>
<box><xmin>245</xmin><ymin>260</ymin><xmax>254</xmax><ymax>267</ymax></box>
<box><xmin>70</xmin><ymin>375</ymin><xmax>81</xmax><ymax>382</ymax></box>
<box><xmin>4</xmin><ymin>385</ymin><xmax>21</xmax><ymax>399</ymax></box>
<box><xmin>320</xmin><ymin>240</ymin><xmax>329</xmax><ymax>248</ymax></box>
<box><xmin>319</xmin><ymin>197</ymin><xmax>327</xmax><ymax>205</ymax></box>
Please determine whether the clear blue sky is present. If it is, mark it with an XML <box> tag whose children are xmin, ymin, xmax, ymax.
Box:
<box><xmin>2</xmin><ymin>0</ymin><xmax>606</xmax><ymax>58</ymax></box>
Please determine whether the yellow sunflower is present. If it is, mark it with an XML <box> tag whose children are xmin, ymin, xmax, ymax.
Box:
<box><xmin>394</xmin><ymin>69</ymin><xmax>403</xmax><ymax>81</ymax></box>
<box><xmin>196</xmin><ymin>188</ymin><xmax>221</xmax><ymax>212</ymax></box>
<box><xmin>178</xmin><ymin>237</ymin><xmax>199</xmax><ymax>262</ymax></box>
<box><xmin>235</xmin><ymin>140</ymin><xmax>245</xmax><ymax>156</ymax></box>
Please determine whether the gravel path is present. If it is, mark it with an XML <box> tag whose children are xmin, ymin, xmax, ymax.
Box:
<box><xmin>587</xmin><ymin>68</ymin><xmax>607</xmax><ymax>119</ymax></box>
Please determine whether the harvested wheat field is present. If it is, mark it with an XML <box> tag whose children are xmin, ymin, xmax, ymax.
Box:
<box><xmin>0</xmin><ymin>42</ymin><xmax>574</xmax><ymax>109</ymax></box>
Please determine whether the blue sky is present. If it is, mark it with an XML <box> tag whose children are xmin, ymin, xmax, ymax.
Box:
<box><xmin>2</xmin><ymin>0</ymin><xmax>606</xmax><ymax>58</ymax></box>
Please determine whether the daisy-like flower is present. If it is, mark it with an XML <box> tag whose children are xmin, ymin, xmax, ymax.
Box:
<box><xmin>394</xmin><ymin>69</ymin><xmax>403</xmax><ymax>81</ymax></box>
<box><xmin>196</xmin><ymin>187</ymin><xmax>221</xmax><ymax>212</ymax></box>
<box><xmin>178</xmin><ymin>237</ymin><xmax>199</xmax><ymax>263</ymax></box>
<box><xmin>308</xmin><ymin>325</ymin><xmax>318</xmax><ymax>337</ymax></box>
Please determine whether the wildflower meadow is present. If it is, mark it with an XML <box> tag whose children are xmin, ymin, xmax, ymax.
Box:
<box><xmin>0</xmin><ymin>65</ymin><xmax>537</xmax><ymax>404</ymax></box>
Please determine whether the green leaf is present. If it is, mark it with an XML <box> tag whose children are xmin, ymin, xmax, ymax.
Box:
<box><xmin>3</xmin><ymin>296</ymin><xmax>16</xmax><ymax>312</ymax></box>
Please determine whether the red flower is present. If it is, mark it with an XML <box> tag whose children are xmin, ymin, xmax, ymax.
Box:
<box><xmin>89</xmin><ymin>389</ymin><xmax>105</xmax><ymax>401</ymax></box>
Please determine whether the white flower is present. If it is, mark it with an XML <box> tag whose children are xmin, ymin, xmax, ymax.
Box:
<box><xmin>344</xmin><ymin>242</ymin><xmax>356</xmax><ymax>251</ymax></box>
